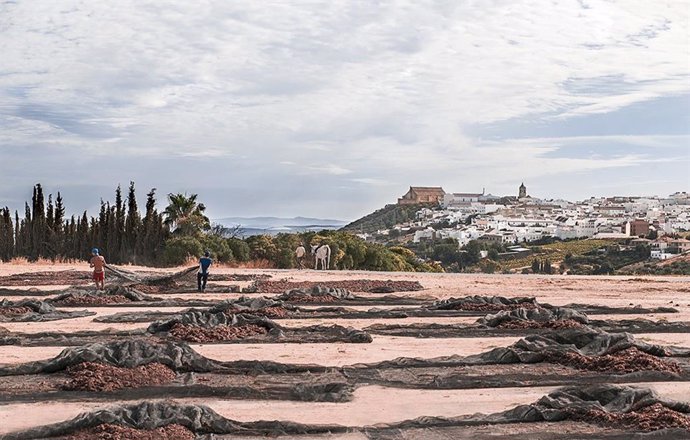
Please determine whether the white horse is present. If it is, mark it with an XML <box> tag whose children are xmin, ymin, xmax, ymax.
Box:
<box><xmin>311</xmin><ymin>244</ymin><xmax>331</xmax><ymax>270</ymax></box>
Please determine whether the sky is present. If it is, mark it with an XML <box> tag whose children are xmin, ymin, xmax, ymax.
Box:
<box><xmin>0</xmin><ymin>0</ymin><xmax>688</xmax><ymax>222</ymax></box>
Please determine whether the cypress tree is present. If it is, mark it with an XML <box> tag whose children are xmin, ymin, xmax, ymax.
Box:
<box><xmin>115</xmin><ymin>185</ymin><xmax>125</xmax><ymax>262</ymax></box>
<box><xmin>7</xmin><ymin>208</ymin><xmax>15</xmax><ymax>261</ymax></box>
<box><xmin>45</xmin><ymin>195</ymin><xmax>55</xmax><ymax>260</ymax></box>
<box><xmin>106</xmin><ymin>203</ymin><xmax>117</xmax><ymax>262</ymax></box>
<box><xmin>78</xmin><ymin>211</ymin><xmax>89</xmax><ymax>260</ymax></box>
<box><xmin>22</xmin><ymin>202</ymin><xmax>32</xmax><ymax>258</ymax></box>
<box><xmin>67</xmin><ymin>216</ymin><xmax>77</xmax><ymax>259</ymax></box>
<box><xmin>531</xmin><ymin>258</ymin><xmax>540</xmax><ymax>273</ymax></box>
<box><xmin>138</xmin><ymin>188</ymin><xmax>158</xmax><ymax>264</ymax></box>
<box><xmin>0</xmin><ymin>208</ymin><xmax>6</xmax><ymax>261</ymax></box>
<box><xmin>14</xmin><ymin>211</ymin><xmax>20</xmax><ymax>257</ymax></box>
<box><xmin>46</xmin><ymin>195</ymin><xmax>54</xmax><ymax>232</ymax></box>
<box><xmin>124</xmin><ymin>182</ymin><xmax>141</xmax><ymax>262</ymax></box>
<box><xmin>89</xmin><ymin>217</ymin><xmax>98</xmax><ymax>255</ymax></box>
<box><xmin>0</xmin><ymin>208</ymin><xmax>13</xmax><ymax>261</ymax></box>
<box><xmin>96</xmin><ymin>200</ymin><xmax>107</xmax><ymax>252</ymax></box>
<box><xmin>30</xmin><ymin>184</ymin><xmax>47</xmax><ymax>260</ymax></box>
<box><xmin>54</xmin><ymin>192</ymin><xmax>65</xmax><ymax>259</ymax></box>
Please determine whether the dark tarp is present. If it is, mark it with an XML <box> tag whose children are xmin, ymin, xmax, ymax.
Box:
<box><xmin>2</xmin><ymin>385</ymin><xmax>687</xmax><ymax>440</ymax></box>
<box><xmin>277</xmin><ymin>286</ymin><xmax>357</xmax><ymax>301</ymax></box>
<box><xmin>0</xmin><ymin>299</ymin><xmax>94</xmax><ymax>322</ymax></box>
<box><xmin>0</xmin><ymin>339</ymin><xmax>335</xmax><ymax>376</ymax></box>
<box><xmin>367</xmin><ymin>385</ymin><xmax>690</xmax><ymax>439</ymax></box>
<box><xmin>0</xmin><ymin>339</ymin><xmax>222</xmax><ymax>375</ymax></box>
<box><xmin>557</xmin><ymin>303</ymin><xmax>679</xmax><ymax>315</ymax></box>
<box><xmin>345</xmin><ymin>328</ymin><xmax>690</xmax><ymax>371</ymax></box>
<box><xmin>2</xmin><ymin>337</ymin><xmax>688</xmax><ymax>401</ymax></box>
<box><xmin>147</xmin><ymin>309</ymin><xmax>373</xmax><ymax>344</ymax></box>
<box><xmin>147</xmin><ymin>310</ymin><xmax>284</xmax><ymax>335</ymax></box>
<box><xmin>365</xmin><ymin>319</ymin><xmax>690</xmax><ymax>339</ymax></box>
<box><xmin>477</xmin><ymin>307</ymin><xmax>590</xmax><ymax>327</ymax></box>
<box><xmin>48</xmin><ymin>286</ymin><xmax>156</xmax><ymax>303</ymax></box>
<box><xmin>0</xmin><ymin>340</ymin><xmax>354</xmax><ymax>404</ymax></box>
<box><xmin>429</xmin><ymin>296</ymin><xmax>678</xmax><ymax>315</ymax></box>
<box><xmin>0</xmin><ymin>288</ymin><xmax>65</xmax><ymax>297</ymax></box>
<box><xmin>431</xmin><ymin>295</ymin><xmax>539</xmax><ymax>310</ymax></box>
<box><xmin>478</xmin><ymin>328</ymin><xmax>690</xmax><ymax>364</ymax></box>
<box><xmin>0</xmin><ymin>401</ymin><xmax>349</xmax><ymax>440</ymax></box>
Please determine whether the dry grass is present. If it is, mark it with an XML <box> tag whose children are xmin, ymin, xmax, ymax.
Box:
<box><xmin>2</xmin><ymin>257</ymin><xmax>70</xmax><ymax>266</ymax></box>
<box><xmin>232</xmin><ymin>259</ymin><xmax>276</xmax><ymax>269</ymax></box>
<box><xmin>501</xmin><ymin>239</ymin><xmax>616</xmax><ymax>270</ymax></box>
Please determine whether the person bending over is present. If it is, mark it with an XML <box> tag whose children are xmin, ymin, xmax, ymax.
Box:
<box><xmin>89</xmin><ymin>248</ymin><xmax>106</xmax><ymax>290</ymax></box>
<box><xmin>198</xmin><ymin>251</ymin><xmax>212</xmax><ymax>292</ymax></box>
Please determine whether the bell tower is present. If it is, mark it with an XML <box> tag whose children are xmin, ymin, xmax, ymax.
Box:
<box><xmin>519</xmin><ymin>182</ymin><xmax>527</xmax><ymax>198</ymax></box>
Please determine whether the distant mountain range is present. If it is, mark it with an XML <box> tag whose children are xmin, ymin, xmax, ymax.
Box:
<box><xmin>213</xmin><ymin>216</ymin><xmax>347</xmax><ymax>236</ymax></box>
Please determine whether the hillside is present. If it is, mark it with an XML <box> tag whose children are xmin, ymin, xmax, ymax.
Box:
<box><xmin>341</xmin><ymin>203</ymin><xmax>432</xmax><ymax>234</ymax></box>
<box><xmin>618</xmin><ymin>253</ymin><xmax>690</xmax><ymax>275</ymax></box>
<box><xmin>500</xmin><ymin>239</ymin><xmax>617</xmax><ymax>270</ymax></box>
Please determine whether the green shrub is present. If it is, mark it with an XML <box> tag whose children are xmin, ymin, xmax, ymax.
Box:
<box><xmin>163</xmin><ymin>236</ymin><xmax>203</xmax><ymax>266</ymax></box>
<box><xmin>227</xmin><ymin>238</ymin><xmax>250</xmax><ymax>262</ymax></box>
<box><xmin>200</xmin><ymin>234</ymin><xmax>233</xmax><ymax>263</ymax></box>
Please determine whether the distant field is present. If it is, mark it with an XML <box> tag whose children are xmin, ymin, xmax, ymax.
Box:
<box><xmin>500</xmin><ymin>239</ymin><xmax>616</xmax><ymax>270</ymax></box>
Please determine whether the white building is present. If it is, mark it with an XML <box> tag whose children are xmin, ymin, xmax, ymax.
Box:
<box><xmin>442</xmin><ymin>192</ymin><xmax>484</xmax><ymax>208</ymax></box>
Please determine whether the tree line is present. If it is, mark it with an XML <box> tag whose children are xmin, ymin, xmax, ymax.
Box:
<box><xmin>0</xmin><ymin>183</ymin><xmax>442</xmax><ymax>271</ymax></box>
<box><xmin>0</xmin><ymin>183</ymin><xmax>170</xmax><ymax>265</ymax></box>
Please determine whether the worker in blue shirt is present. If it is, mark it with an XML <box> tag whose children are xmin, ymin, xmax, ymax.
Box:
<box><xmin>198</xmin><ymin>251</ymin><xmax>212</xmax><ymax>292</ymax></box>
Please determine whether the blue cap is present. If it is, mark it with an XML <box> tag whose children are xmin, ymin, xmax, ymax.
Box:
<box><xmin>92</xmin><ymin>248</ymin><xmax>99</xmax><ymax>255</ymax></box>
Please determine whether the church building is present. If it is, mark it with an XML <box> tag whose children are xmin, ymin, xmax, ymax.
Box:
<box><xmin>398</xmin><ymin>186</ymin><xmax>446</xmax><ymax>205</ymax></box>
<box><xmin>519</xmin><ymin>183</ymin><xmax>527</xmax><ymax>198</ymax></box>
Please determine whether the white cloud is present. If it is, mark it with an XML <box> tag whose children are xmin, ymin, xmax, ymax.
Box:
<box><xmin>0</xmin><ymin>0</ymin><xmax>687</xmax><ymax>218</ymax></box>
<box><xmin>304</xmin><ymin>164</ymin><xmax>353</xmax><ymax>175</ymax></box>
<box><xmin>349</xmin><ymin>178</ymin><xmax>393</xmax><ymax>186</ymax></box>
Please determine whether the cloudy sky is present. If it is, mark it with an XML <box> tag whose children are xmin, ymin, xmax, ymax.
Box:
<box><xmin>0</xmin><ymin>0</ymin><xmax>688</xmax><ymax>221</ymax></box>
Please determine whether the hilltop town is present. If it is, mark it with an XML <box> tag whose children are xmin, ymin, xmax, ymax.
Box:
<box><xmin>344</xmin><ymin>185</ymin><xmax>690</xmax><ymax>273</ymax></box>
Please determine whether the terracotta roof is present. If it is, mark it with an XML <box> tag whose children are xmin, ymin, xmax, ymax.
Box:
<box><xmin>410</xmin><ymin>186</ymin><xmax>445</xmax><ymax>192</ymax></box>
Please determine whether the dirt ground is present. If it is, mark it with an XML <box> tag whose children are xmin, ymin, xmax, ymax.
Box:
<box><xmin>0</xmin><ymin>263</ymin><xmax>688</xmax><ymax>438</ymax></box>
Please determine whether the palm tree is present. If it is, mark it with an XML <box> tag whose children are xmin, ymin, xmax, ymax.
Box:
<box><xmin>163</xmin><ymin>193</ymin><xmax>210</xmax><ymax>236</ymax></box>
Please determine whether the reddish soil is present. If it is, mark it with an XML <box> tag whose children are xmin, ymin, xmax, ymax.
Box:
<box><xmin>67</xmin><ymin>423</ymin><xmax>194</xmax><ymax>440</ymax></box>
<box><xmin>0</xmin><ymin>306</ymin><xmax>33</xmax><ymax>316</ymax></box>
<box><xmin>254</xmin><ymin>279</ymin><xmax>423</xmax><ymax>293</ymax></box>
<box><xmin>284</xmin><ymin>294</ymin><xmax>341</xmax><ymax>303</ymax></box>
<box><xmin>259</xmin><ymin>306</ymin><xmax>291</xmax><ymax>318</ymax></box>
<box><xmin>168</xmin><ymin>323</ymin><xmax>268</xmax><ymax>342</ymax></box>
<box><xmin>62</xmin><ymin>362</ymin><xmax>176</xmax><ymax>392</ymax></box>
<box><xmin>443</xmin><ymin>302</ymin><xmax>538</xmax><ymax>312</ymax></box>
<box><xmin>0</xmin><ymin>271</ymin><xmax>91</xmax><ymax>286</ymax></box>
<box><xmin>52</xmin><ymin>295</ymin><xmax>132</xmax><ymax>306</ymax></box>
<box><xmin>570</xmin><ymin>403</ymin><xmax>690</xmax><ymax>431</ymax></box>
<box><xmin>497</xmin><ymin>319</ymin><xmax>585</xmax><ymax>329</ymax></box>
<box><xmin>223</xmin><ymin>306</ymin><xmax>291</xmax><ymax>318</ymax></box>
<box><xmin>212</xmin><ymin>273</ymin><xmax>271</xmax><ymax>281</ymax></box>
<box><xmin>548</xmin><ymin>347</ymin><xmax>683</xmax><ymax>374</ymax></box>
<box><xmin>132</xmin><ymin>281</ymin><xmax>178</xmax><ymax>295</ymax></box>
